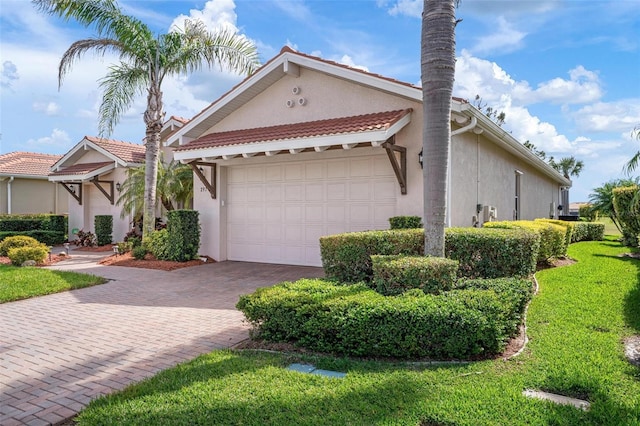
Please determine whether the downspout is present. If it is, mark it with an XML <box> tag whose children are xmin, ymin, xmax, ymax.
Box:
<box><xmin>447</xmin><ymin>117</ymin><xmax>478</xmax><ymax>226</ymax></box>
<box><xmin>7</xmin><ymin>176</ymin><xmax>14</xmax><ymax>214</ymax></box>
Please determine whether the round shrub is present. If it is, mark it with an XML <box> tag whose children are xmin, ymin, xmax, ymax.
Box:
<box><xmin>8</xmin><ymin>245</ymin><xmax>49</xmax><ymax>266</ymax></box>
<box><xmin>143</xmin><ymin>229</ymin><xmax>170</xmax><ymax>260</ymax></box>
<box><xmin>131</xmin><ymin>246</ymin><xmax>147</xmax><ymax>260</ymax></box>
<box><xmin>0</xmin><ymin>235</ymin><xmax>42</xmax><ymax>256</ymax></box>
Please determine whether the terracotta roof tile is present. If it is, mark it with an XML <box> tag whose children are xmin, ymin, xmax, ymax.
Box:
<box><xmin>175</xmin><ymin>109</ymin><xmax>412</xmax><ymax>152</ymax></box>
<box><xmin>0</xmin><ymin>152</ymin><xmax>63</xmax><ymax>177</ymax></box>
<box><xmin>84</xmin><ymin>136</ymin><xmax>146</xmax><ymax>164</ymax></box>
<box><xmin>49</xmin><ymin>161</ymin><xmax>114</xmax><ymax>177</ymax></box>
<box><xmin>169</xmin><ymin>116</ymin><xmax>189</xmax><ymax>124</ymax></box>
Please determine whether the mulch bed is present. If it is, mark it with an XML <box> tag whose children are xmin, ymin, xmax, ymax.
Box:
<box><xmin>98</xmin><ymin>251</ymin><xmax>214</xmax><ymax>271</ymax></box>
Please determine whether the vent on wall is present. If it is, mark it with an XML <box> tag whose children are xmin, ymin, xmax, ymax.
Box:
<box><xmin>298</xmin><ymin>97</ymin><xmax>306</xmax><ymax>106</ymax></box>
<box><xmin>286</xmin><ymin>99</ymin><xmax>295</xmax><ymax>108</ymax></box>
<box><xmin>292</xmin><ymin>86</ymin><xmax>301</xmax><ymax>94</ymax></box>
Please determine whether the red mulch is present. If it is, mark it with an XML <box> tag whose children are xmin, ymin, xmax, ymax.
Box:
<box><xmin>98</xmin><ymin>251</ymin><xmax>214</xmax><ymax>271</ymax></box>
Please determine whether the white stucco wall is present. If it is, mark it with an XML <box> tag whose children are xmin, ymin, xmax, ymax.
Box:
<box><xmin>187</xmin><ymin>65</ymin><xmax>566</xmax><ymax>261</ymax></box>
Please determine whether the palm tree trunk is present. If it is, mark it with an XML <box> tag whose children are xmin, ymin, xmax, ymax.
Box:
<box><xmin>143</xmin><ymin>80</ymin><xmax>164</xmax><ymax>237</ymax></box>
<box><xmin>421</xmin><ymin>0</ymin><xmax>457</xmax><ymax>257</ymax></box>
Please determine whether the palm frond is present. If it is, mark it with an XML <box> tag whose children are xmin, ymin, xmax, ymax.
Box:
<box><xmin>160</xmin><ymin>20</ymin><xmax>260</xmax><ymax>80</ymax></box>
<box><xmin>624</xmin><ymin>151</ymin><xmax>640</xmax><ymax>176</ymax></box>
<box><xmin>97</xmin><ymin>63</ymin><xmax>147</xmax><ymax>136</ymax></box>
<box><xmin>58</xmin><ymin>38</ymin><xmax>123</xmax><ymax>88</ymax></box>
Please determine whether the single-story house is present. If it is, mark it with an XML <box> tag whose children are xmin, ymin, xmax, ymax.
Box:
<box><xmin>49</xmin><ymin>136</ymin><xmax>146</xmax><ymax>241</ymax></box>
<box><xmin>48</xmin><ymin>116</ymin><xmax>190</xmax><ymax>243</ymax></box>
<box><xmin>0</xmin><ymin>152</ymin><xmax>68</xmax><ymax>214</ymax></box>
<box><xmin>168</xmin><ymin>46</ymin><xmax>572</xmax><ymax>267</ymax></box>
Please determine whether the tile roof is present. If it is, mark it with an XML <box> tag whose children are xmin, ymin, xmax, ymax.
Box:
<box><xmin>0</xmin><ymin>152</ymin><xmax>63</xmax><ymax>177</ymax></box>
<box><xmin>169</xmin><ymin>116</ymin><xmax>189</xmax><ymax>124</ymax></box>
<box><xmin>84</xmin><ymin>136</ymin><xmax>146</xmax><ymax>164</ymax></box>
<box><xmin>49</xmin><ymin>161</ymin><xmax>114</xmax><ymax>177</ymax></box>
<box><xmin>175</xmin><ymin>109</ymin><xmax>412</xmax><ymax>152</ymax></box>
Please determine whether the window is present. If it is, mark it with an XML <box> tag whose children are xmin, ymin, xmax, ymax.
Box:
<box><xmin>514</xmin><ymin>170</ymin><xmax>523</xmax><ymax>220</ymax></box>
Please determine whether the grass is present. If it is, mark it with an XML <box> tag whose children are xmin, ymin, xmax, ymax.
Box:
<box><xmin>0</xmin><ymin>264</ymin><xmax>106</xmax><ymax>303</ymax></box>
<box><xmin>596</xmin><ymin>216</ymin><xmax>622</xmax><ymax>237</ymax></box>
<box><xmin>76</xmin><ymin>238</ymin><xmax>640</xmax><ymax>425</ymax></box>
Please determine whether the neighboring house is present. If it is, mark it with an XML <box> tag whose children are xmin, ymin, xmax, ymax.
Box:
<box><xmin>167</xmin><ymin>47</ymin><xmax>572</xmax><ymax>267</ymax></box>
<box><xmin>49</xmin><ymin>137</ymin><xmax>146</xmax><ymax>242</ymax></box>
<box><xmin>0</xmin><ymin>152</ymin><xmax>68</xmax><ymax>215</ymax></box>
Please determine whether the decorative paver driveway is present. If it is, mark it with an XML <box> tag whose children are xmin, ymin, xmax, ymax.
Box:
<box><xmin>0</xmin><ymin>259</ymin><xmax>323</xmax><ymax>425</ymax></box>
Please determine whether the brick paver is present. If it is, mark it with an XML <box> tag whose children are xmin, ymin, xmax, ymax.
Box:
<box><xmin>0</xmin><ymin>253</ymin><xmax>323</xmax><ymax>425</ymax></box>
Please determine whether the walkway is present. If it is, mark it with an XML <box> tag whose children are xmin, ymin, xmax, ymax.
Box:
<box><xmin>0</xmin><ymin>251</ymin><xmax>323</xmax><ymax>425</ymax></box>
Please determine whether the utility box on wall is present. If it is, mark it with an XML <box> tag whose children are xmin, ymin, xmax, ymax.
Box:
<box><xmin>483</xmin><ymin>205</ymin><xmax>497</xmax><ymax>222</ymax></box>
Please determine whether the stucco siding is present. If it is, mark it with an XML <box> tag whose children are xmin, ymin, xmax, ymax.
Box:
<box><xmin>0</xmin><ymin>178</ymin><xmax>68</xmax><ymax>215</ymax></box>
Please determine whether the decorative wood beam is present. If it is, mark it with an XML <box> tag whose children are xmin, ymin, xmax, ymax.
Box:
<box><xmin>190</xmin><ymin>161</ymin><xmax>217</xmax><ymax>199</ymax></box>
<box><xmin>60</xmin><ymin>182</ymin><xmax>82</xmax><ymax>205</ymax></box>
<box><xmin>91</xmin><ymin>177</ymin><xmax>115</xmax><ymax>205</ymax></box>
<box><xmin>289</xmin><ymin>148</ymin><xmax>303</xmax><ymax>154</ymax></box>
<box><xmin>342</xmin><ymin>143</ymin><xmax>357</xmax><ymax>150</ymax></box>
<box><xmin>314</xmin><ymin>146</ymin><xmax>329</xmax><ymax>152</ymax></box>
<box><xmin>381</xmin><ymin>136</ymin><xmax>407</xmax><ymax>195</ymax></box>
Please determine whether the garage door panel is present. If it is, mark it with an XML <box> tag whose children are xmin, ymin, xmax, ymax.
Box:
<box><xmin>285</xmin><ymin>184</ymin><xmax>303</xmax><ymax>201</ymax></box>
<box><xmin>350</xmin><ymin>181</ymin><xmax>371</xmax><ymax>200</ymax></box>
<box><xmin>246</xmin><ymin>185</ymin><xmax>264</xmax><ymax>202</ymax></box>
<box><xmin>327</xmin><ymin>182</ymin><xmax>346</xmax><ymax>200</ymax></box>
<box><xmin>227</xmin><ymin>157</ymin><xmax>396</xmax><ymax>266</ymax></box>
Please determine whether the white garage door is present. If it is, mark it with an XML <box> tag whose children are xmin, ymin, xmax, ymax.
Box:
<box><xmin>226</xmin><ymin>155</ymin><xmax>397</xmax><ymax>266</ymax></box>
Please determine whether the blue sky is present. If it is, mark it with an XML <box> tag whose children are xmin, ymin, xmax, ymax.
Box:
<box><xmin>1</xmin><ymin>0</ymin><xmax>639</xmax><ymax>202</ymax></box>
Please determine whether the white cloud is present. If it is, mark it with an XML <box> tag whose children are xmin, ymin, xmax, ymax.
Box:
<box><xmin>33</xmin><ymin>101</ymin><xmax>59</xmax><ymax>116</ymax></box>
<box><xmin>170</xmin><ymin>0</ymin><xmax>239</xmax><ymax>33</ymax></box>
<box><xmin>1</xmin><ymin>61</ymin><xmax>19</xmax><ymax>89</ymax></box>
<box><xmin>335</xmin><ymin>55</ymin><xmax>369</xmax><ymax>72</ymax></box>
<box><xmin>26</xmin><ymin>128</ymin><xmax>71</xmax><ymax>148</ymax></box>
<box><xmin>386</xmin><ymin>0</ymin><xmax>421</xmax><ymax>18</ymax></box>
<box><xmin>471</xmin><ymin>16</ymin><xmax>527</xmax><ymax>55</ymax></box>
<box><xmin>573</xmin><ymin>100</ymin><xmax>640</xmax><ymax>133</ymax></box>
<box><xmin>530</xmin><ymin>66</ymin><xmax>602</xmax><ymax>105</ymax></box>
<box><xmin>271</xmin><ymin>0</ymin><xmax>312</xmax><ymax>21</ymax></box>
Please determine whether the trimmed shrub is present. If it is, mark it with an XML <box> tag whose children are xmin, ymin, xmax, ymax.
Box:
<box><xmin>445</xmin><ymin>227</ymin><xmax>540</xmax><ymax>278</ymax></box>
<box><xmin>372</xmin><ymin>255</ymin><xmax>458</xmax><ymax>295</ymax></box>
<box><xmin>0</xmin><ymin>218</ymin><xmax>41</xmax><ymax>232</ymax></box>
<box><xmin>94</xmin><ymin>215</ymin><xmax>113</xmax><ymax>246</ymax></box>
<box><xmin>144</xmin><ymin>229</ymin><xmax>170</xmax><ymax>260</ymax></box>
<box><xmin>166</xmin><ymin>210</ymin><xmax>200</xmax><ymax>262</ymax></box>
<box><xmin>389</xmin><ymin>216</ymin><xmax>423</xmax><ymax>229</ymax></box>
<box><xmin>320</xmin><ymin>229</ymin><xmax>423</xmax><ymax>283</ymax></box>
<box><xmin>8</xmin><ymin>245</ymin><xmax>49</xmax><ymax>266</ymax></box>
<box><xmin>237</xmin><ymin>278</ymin><xmax>533</xmax><ymax>359</ymax></box>
<box><xmin>613</xmin><ymin>186</ymin><xmax>640</xmax><ymax>246</ymax></box>
<box><xmin>484</xmin><ymin>220</ymin><xmax>565</xmax><ymax>261</ymax></box>
<box><xmin>132</xmin><ymin>245</ymin><xmax>147</xmax><ymax>260</ymax></box>
<box><xmin>0</xmin><ymin>235</ymin><xmax>42</xmax><ymax>256</ymax></box>
<box><xmin>535</xmin><ymin>218</ymin><xmax>573</xmax><ymax>253</ymax></box>
<box><xmin>571</xmin><ymin>222</ymin><xmax>605</xmax><ymax>242</ymax></box>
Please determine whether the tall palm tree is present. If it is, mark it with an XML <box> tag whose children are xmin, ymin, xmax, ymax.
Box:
<box><xmin>33</xmin><ymin>0</ymin><xmax>259</xmax><ymax>237</ymax></box>
<box><xmin>421</xmin><ymin>0</ymin><xmax>457</xmax><ymax>257</ymax></box>
<box><xmin>549</xmin><ymin>156</ymin><xmax>584</xmax><ymax>180</ymax></box>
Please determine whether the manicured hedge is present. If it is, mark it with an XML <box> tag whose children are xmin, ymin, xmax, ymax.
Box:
<box><xmin>94</xmin><ymin>215</ymin><xmax>113</xmax><ymax>246</ymax></box>
<box><xmin>572</xmin><ymin>222</ymin><xmax>605</xmax><ymax>242</ymax></box>
<box><xmin>535</xmin><ymin>218</ymin><xmax>573</xmax><ymax>253</ymax></box>
<box><xmin>320</xmin><ymin>227</ymin><xmax>540</xmax><ymax>282</ymax></box>
<box><xmin>372</xmin><ymin>255</ymin><xmax>458</xmax><ymax>295</ymax></box>
<box><xmin>445</xmin><ymin>227</ymin><xmax>540</xmax><ymax>278</ymax></box>
<box><xmin>0</xmin><ymin>214</ymin><xmax>67</xmax><ymax>233</ymax></box>
<box><xmin>320</xmin><ymin>229</ymin><xmax>423</xmax><ymax>283</ymax></box>
<box><xmin>483</xmin><ymin>220</ymin><xmax>565</xmax><ymax>261</ymax></box>
<box><xmin>237</xmin><ymin>278</ymin><xmax>534</xmax><ymax>359</ymax></box>
<box><xmin>0</xmin><ymin>230</ymin><xmax>65</xmax><ymax>246</ymax></box>
<box><xmin>167</xmin><ymin>210</ymin><xmax>200</xmax><ymax>262</ymax></box>
<box><xmin>144</xmin><ymin>229</ymin><xmax>170</xmax><ymax>260</ymax></box>
<box><xmin>389</xmin><ymin>216</ymin><xmax>423</xmax><ymax>229</ymax></box>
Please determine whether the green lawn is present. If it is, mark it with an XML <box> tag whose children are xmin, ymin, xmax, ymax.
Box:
<box><xmin>76</xmin><ymin>239</ymin><xmax>640</xmax><ymax>425</ymax></box>
<box><xmin>597</xmin><ymin>217</ymin><xmax>622</xmax><ymax>237</ymax></box>
<box><xmin>0</xmin><ymin>265</ymin><xmax>106</xmax><ymax>303</ymax></box>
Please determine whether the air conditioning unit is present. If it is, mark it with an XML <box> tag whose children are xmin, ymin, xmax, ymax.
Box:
<box><xmin>483</xmin><ymin>205</ymin><xmax>497</xmax><ymax>222</ymax></box>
